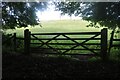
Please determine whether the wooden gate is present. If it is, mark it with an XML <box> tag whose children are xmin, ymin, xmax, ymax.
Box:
<box><xmin>24</xmin><ymin>28</ymin><xmax>108</xmax><ymax>60</ymax></box>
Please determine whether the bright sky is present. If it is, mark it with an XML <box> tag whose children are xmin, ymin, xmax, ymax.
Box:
<box><xmin>36</xmin><ymin>4</ymin><xmax>82</xmax><ymax>21</ymax></box>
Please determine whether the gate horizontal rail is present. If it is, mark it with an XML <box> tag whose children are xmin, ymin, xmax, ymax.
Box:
<box><xmin>30</xmin><ymin>31</ymin><xmax>102</xmax><ymax>55</ymax></box>
<box><xmin>30</xmin><ymin>43</ymin><xmax>101</xmax><ymax>45</ymax></box>
<box><xmin>31</xmin><ymin>32</ymin><xmax>100</xmax><ymax>35</ymax></box>
<box><xmin>30</xmin><ymin>47</ymin><xmax>100</xmax><ymax>50</ymax></box>
<box><xmin>30</xmin><ymin>38</ymin><xmax>101</xmax><ymax>40</ymax></box>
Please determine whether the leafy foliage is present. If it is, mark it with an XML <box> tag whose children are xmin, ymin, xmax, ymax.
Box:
<box><xmin>2</xmin><ymin>33</ymin><xmax>13</xmax><ymax>45</ymax></box>
<box><xmin>55</xmin><ymin>2</ymin><xmax>120</xmax><ymax>29</ymax></box>
<box><xmin>2</xmin><ymin>2</ymin><xmax>48</xmax><ymax>29</ymax></box>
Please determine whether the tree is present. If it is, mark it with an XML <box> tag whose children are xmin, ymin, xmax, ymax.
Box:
<box><xmin>2</xmin><ymin>2</ymin><xmax>48</xmax><ymax>29</ymax></box>
<box><xmin>55</xmin><ymin>2</ymin><xmax>120</xmax><ymax>29</ymax></box>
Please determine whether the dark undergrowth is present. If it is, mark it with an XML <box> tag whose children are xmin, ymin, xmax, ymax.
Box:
<box><xmin>2</xmin><ymin>52</ymin><xmax>120</xmax><ymax>79</ymax></box>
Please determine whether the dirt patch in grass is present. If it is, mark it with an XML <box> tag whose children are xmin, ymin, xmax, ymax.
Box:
<box><xmin>2</xmin><ymin>52</ymin><xmax>120</xmax><ymax>79</ymax></box>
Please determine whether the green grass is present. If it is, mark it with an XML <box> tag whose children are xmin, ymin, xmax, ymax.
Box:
<box><xmin>5</xmin><ymin>20</ymin><xmax>112</xmax><ymax>37</ymax></box>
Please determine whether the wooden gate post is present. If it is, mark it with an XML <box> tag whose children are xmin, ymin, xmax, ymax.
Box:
<box><xmin>101</xmin><ymin>28</ymin><xmax>108</xmax><ymax>61</ymax></box>
<box><xmin>24</xmin><ymin>29</ymin><xmax>30</xmax><ymax>54</ymax></box>
<box><xmin>13</xmin><ymin>33</ymin><xmax>16</xmax><ymax>51</ymax></box>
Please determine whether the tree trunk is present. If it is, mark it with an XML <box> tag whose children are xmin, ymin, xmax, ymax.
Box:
<box><xmin>118</xmin><ymin>28</ymin><xmax>120</xmax><ymax>39</ymax></box>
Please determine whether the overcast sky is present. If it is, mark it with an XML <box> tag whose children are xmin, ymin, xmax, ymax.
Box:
<box><xmin>36</xmin><ymin>3</ymin><xmax>82</xmax><ymax>21</ymax></box>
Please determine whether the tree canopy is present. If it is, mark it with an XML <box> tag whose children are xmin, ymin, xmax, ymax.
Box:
<box><xmin>55</xmin><ymin>2</ymin><xmax>120</xmax><ymax>29</ymax></box>
<box><xmin>2</xmin><ymin>2</ymin><xmax>48</xmax><ymax>29</ymax></box>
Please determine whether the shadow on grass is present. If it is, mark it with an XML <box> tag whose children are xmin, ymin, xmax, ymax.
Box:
<box><xmin>2</xmin><ymin>52</ymin><xmax>120</xmax><ymax>79</ymax></box>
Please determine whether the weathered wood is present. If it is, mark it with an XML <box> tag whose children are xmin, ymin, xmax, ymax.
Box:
<box><xmin>30</xmin><ymin>31</ymin><xmax>101</xmax><ymax>55</ymax></box>
<box><xmin>101</xmin><ymin>28</ymin><xmax>108</xmax><ymax>61</ymax></box>
<box><xmin>30</xmin><ymin>47</ymin><xmax>100</xmax><ymax>50</ymax></box>
<box><xmin>31</xmin><ymin>32</ymin><xmax>100</xmax><ymax>35</ymax></box>
<box><xmin>113</xmin><ymin>39</ymin><xmax>120</xmax><ymax>41</ymax></box>
<box><xmin>30</xmin><ymin>52</ymin><xmax>96</xmax><ymax>56</ymax></box>
<box><xmin>30</xmin><ymin>38</ymin><xmax>101</xmax><ymax>40</ymax></box>
<box><xmin>24</xmin><ymin>29</ymin><xmax>30</xmax><ymax>54</ymax></box>
<box><xmin>61</xmin><ymin>33</ymin><xmax>100</xmax><ymax>54</ymax></box>
<box><xmin>2</xmin><ymin>28</ymin><xmax>109</xmax><ymax>59</ymax></box>
<box><xmin>30</xmin><ymin>43</ymin><xmax>101</xmax><ymax>45</ymax></box>
<box><xmin>13</xmin><ymin>33</ymin><xmax>16</xmax><ymax>51</ymax></box>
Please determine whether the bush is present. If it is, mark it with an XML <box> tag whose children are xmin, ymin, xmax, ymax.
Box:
<box><xmin>2</xmin><ymin>33</ymin><xmax>24</xmax><ymax>53</ymax></box>
<box><xmin>109</xmin><ymin>48</ymin><xmax>120</xmax><ymax>61</ymax></box>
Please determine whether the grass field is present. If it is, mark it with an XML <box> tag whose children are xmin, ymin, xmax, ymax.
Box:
<box><xmin>5</xmin><ymin>20</ymin><xmax>113</xmax><ymax>39</ymax></box>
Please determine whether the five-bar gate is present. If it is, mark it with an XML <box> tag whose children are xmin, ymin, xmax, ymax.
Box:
<box><xmin>24</xmin><ymin>28</ymin><xmax>108</xmax><ymax>60</ymax></box>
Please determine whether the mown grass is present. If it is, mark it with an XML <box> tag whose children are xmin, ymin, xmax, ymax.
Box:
<box><xmin>5</xmin><ymin>20</ymin><xmax>111</xmax><ymax>36</ymax></box>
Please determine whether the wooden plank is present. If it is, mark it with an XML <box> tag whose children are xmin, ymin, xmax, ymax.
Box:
<box><xmin>31</xmin><ymin>32</ymin><xmax>100</xmax><ymax>35</ymax></box>
<box><xmin>30</xmin><ymin>43</ymin><xmax>101</xmax><ymax>45</ymax></box>
<box><xmin>30</xmin><ymin>47</ymin><xmax>100</xmax><ymax>50</ymax></box>
<box><xmin>41</xmin><ymin>43</ymin><xmax>62</xmax><ymax>54</ymax></box>
<box><xmin>31</xmin><ymin>34</ymin><xmax>60</xmax><ymax>48</ymax></box>
<box><xmin>62</xmin><ymin>34</ymin><xmax>80</xmax><ymax>44</ymax></box>
<box><xmin>29</xmin><ymin>31</ymin><xmax>102</xmax><ymax>56</ymax></box>
<box><xmin>113</xmin><ymin>39</ymin><xmax>120</xmax><ymax>41</ymax></box>
<box><xmin>44</xmin><ymin>34</ymin><xmax>60</xmax><ymax>44</ymax></box>
<box><xmin>31</xmin><ymin>34</ymin><xmax>45</xmax><ymax>48</ymax></box>
<box><xmin>37</xmin><ymin>34</ymin><xmax>61</xmax><ymax>50</ymax></box>
<box><xmin>30</xmin><ymin>33</ymin><xmax>100</xmax><ymax>55</ymax></box>
<box><xmin>30</xmin><ymin>52</ymin><xmax>97</xmax><ymax>56</ymax></box>
<box><xmin>30</xmin><ymin>38</ymin><xmax>101</xmax><ymax>40</ymax></box>
<box><xmin>24</xmin><ymin>29</ymin><xmax>30</xmax><ymax>54</ymax></box>
<box><xmin>16</xmin><ymin>37</ymin><xmax>101</xmax><ymax>41</ymax></box>
<box><xmin>13</xmin><ymin>33</ymin><xmax>16</xmax><ymax>51</ymax></box>
<box><xmin>31</xmin><ymin>34</ymin><xmax>44</xmax><ymax>43</ymax></box>
<box><xmin>101</xmin><ymin>28</ymin><xmax>108</xmax><ymax>61</ymax></box>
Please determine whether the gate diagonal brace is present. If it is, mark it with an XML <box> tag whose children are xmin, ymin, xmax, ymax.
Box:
<box><xmin>42</xmin><ymin>34</ymin><xmax>61</xmax><ymax>53</ymax></box>
<box><xmin>32</xmin><ymin>34</ymin><xmax>61</xmax><ymax>53</ymax></box>
<box><xmin>31</xmin><ymin>34</ymin><xmax>45</xmax><ymax>47</ymax></box>
<box><xmin>44</xmin><ymin>34</ymin><xmax>61</xmax><ymax>44</ymax></box>
<box><xmin>62</xmin><ymin>33</ymin><xmax>100</xmax><ymax>55</ymax></box>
